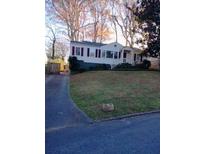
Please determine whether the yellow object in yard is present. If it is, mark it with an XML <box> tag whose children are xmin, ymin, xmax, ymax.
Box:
<box><xmin>48</xmin><ymin>58</ymin><xmax>67</xmax><ymax>72</ymax></box>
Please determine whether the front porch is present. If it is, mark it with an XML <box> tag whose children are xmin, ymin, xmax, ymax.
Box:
<box><xmin>120</xmin><ymin>47</ymin><xmax>144</xmax><ymax>65</ymax></box>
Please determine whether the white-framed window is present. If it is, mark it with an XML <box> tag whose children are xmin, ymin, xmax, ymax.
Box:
<box><xmin>94</xmin><ymin>49</ymin><xmax>101</xmax><ymax>58</ymax></box>
<box><xmin>102</xmin><ymin>50</ymin><xmax>106</xmax><ymax>58</ymax></box>
<box><xmin>114</xmin><ymin>52</ymin><xmax>118</xmax><ymax>59</ymax></box>
<box><xmin>137</xmin><ymin>55</ymin><xmax>140</xmax><ymax>61</ymax></box>
<box><xmin>106</xmin><ymin>50</ymin><xmax>113</xmax><ymax>58</ymax></box>
<box><xmin>76</xmin><ymin>47</ymin><xmax>80</xmax><ymax>56</ymax></box>
<box><xmin>90</xmin><ymin>51</ymin><xmax>95</xmax><ymax>57</ymax></box>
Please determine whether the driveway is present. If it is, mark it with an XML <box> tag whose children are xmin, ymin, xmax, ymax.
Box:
<box><xmin>46</xmin><ymin>74</ymin><xmax>160</xmax><ymax>154</ymax></box>
<box><xmin>45</xmin><ymin>74</ymin><xmax>92</xmax><ymax>132</ymax></box>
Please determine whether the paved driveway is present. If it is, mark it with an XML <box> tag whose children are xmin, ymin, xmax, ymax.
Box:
<box><xmin>45</xmin><ymin>74</ymin><xmax>92</xmax><ymax>132</ymax></box>
<box><xmin>46</xmin><ymin>74</ymin><xmax>160</xmax><ymax>154</ymax></box>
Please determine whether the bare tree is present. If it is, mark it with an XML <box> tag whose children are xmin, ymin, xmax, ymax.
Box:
<box><xmin>55</xmin><ymin>40</ymin><xmax>68</xmax><ymax>58</ymax></box>
<box><xmin>50</xmin><ymin>0</ymin><xmax>91</xmax><ymax>41</ymax></box>
<box><xmin>46</xmin><ymin>39</ymin><xmax>68</xmax><ymax>59</ymax></box>
<box><xmin>46</xmin><ymin>25</ymin><xmax>57</xmax><ymax>59</ymax></box>
<box><xmin>108</xmin><ymin>0</ymin><xmax>118</xmax><ymax>42</ymax></box>
<box><xmin>110</xmin><ymin>0</ymin><xmax>139</xmax><ymax>47</ymax></box>
<box><xmin>87</xmin><ymin>0</ymin><xmax>112</xmax><ymax>43</ymax></box>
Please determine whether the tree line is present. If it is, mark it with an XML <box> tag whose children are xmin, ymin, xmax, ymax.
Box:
<box><xmin>45</xmin><ymin>0</ymin><xmax>160</xmax><ymax>59</ymax></box>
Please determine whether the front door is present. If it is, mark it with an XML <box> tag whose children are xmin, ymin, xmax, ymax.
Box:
<box><xmin>123</xmin><ymin>52</ymin><xmax>127</xmax><ymax>63</ymax></box>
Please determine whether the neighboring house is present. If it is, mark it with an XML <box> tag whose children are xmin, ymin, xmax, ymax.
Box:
<box><xmin>69</xmin><ymin>41</ymin><xmax>144</xmax><ymax>68</ymax></box>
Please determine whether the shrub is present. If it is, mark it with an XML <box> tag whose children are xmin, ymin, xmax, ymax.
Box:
<box><xmin>113</xmin><ymin>62</ymin><xmax>151</xmax><ymax>71</ymax></box>
<box><xmin>142</xmin><ymin>60</ymin><xmax>151</xmax><ymax>69</ymax></box>
<box><xmin>78</xmin><ymin>68</ymin><xmax>86</xmax><ymax>73</ymax></box>
<box><xmin>104</xmin><ymin>64</ymin><xmax>111</xmax><ymax>70</ymax></box>
<box><xmin>114</xmin><ymin>63</ymin><xmax>132</xmax><ymax>69</ymax></box>
<box><xmin>95</xmin><ymin>64</ymin><xmax>111</xmax><ymax>70</ymax></box>
<box><xmin>69</xmin><ymin>56</ymin><xmax>111</xmax><ymax>73</ymax></box>
<box><xmin>68</xmin><ymin>56</ymin><xmax>80</xmax><ymax>71</ymax></box>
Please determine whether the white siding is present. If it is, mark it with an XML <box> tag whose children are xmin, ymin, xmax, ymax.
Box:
<box><xmin>69</xmin><ymin>42</ymin><xmax>124</xmax><ymax>65</ymax></box>
<box><xmin>69</xmin><ymin>42</ymin><xmax>143</xmax><ymax>66</ymax></box>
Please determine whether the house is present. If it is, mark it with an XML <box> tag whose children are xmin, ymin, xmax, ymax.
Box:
<box><xmin>69</xmin><ymin>41</ymin><xmax>144</xmax><ymax>68</ymax></box>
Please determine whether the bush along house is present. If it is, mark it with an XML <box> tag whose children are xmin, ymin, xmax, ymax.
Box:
<box><xmin>69</xmin><ymin>41</ymin><xmax>145</xmax><ymax>69</ymax></box>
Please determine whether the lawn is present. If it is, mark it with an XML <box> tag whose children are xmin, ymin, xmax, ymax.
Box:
<box><xmin>70</xmin><ymin>71</ymin><xmax>160</xmax><ymax>120</ymax></box>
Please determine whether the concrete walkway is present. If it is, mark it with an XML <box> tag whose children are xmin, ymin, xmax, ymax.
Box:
<box><xmin>45</xmin><ymin>74</ymin><xmax>92</xmax><ymax>132</ymax></box>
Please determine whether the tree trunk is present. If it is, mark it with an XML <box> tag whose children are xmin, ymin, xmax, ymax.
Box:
<box><xmin>52</xmin><ymin>39</ymin><xmax>56</xmax><ymax>59</ymax></box>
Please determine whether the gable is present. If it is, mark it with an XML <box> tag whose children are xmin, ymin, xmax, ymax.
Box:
<box><xmin>101</xmin><ymin>42</ymin><xmax>123</xmax><ymax>51</ymax></box>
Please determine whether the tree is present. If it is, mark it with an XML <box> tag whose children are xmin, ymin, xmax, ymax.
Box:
<box><xmin>46</xmin><ymin>38</ymin><xmax>68</xmax><ymax>59</ymax></box>
<box><xmin>129</xmin><ymin>0</ymin><xmax>160</xmax><ymax>57</ymax></box>
<box><xmin>108</xmin><ymin>0</ymin><xmax>118</xmax><ymax>42</ymax></box>
<box><xmin>46</xmin><ymin>25</ymin><xmax>57</xmax><ymax>59</ymax></box>
<box><xmin>111</xmin><ymin>0</ymin><xmax>139</xmax><ymax>47</ymax></box>
<box><xmin>46</xmin><ymin>23</ymin><xmax>68</xmax><ymax>59</ymax></box>
<box><xmin>50</xmin><ymin>0</ymin><xmax>91</xmax><ymax>41</ymax></box>
<box><xmin>55</xmin><ymin>40</ymin><xmax>68</xmax><ymax>58</ymax></box>
<box><xmin>87</xmin><ymin>0</ymin><xmax>112</xmax><ymax>43</ymax></box>
<box><xmin>46</xmin><ymin>0</ymin><xmax>114</xmax><ymax>43</ymax></box>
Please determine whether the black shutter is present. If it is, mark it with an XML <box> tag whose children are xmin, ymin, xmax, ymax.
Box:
<box><xmin>72</xmin><ymin>46</ymin><xmax>75</xmax><ymax>55</ymax></box>
<box><xmin>134</xmin><ymin>54</ymin><xmax>136</xmax><ymax>61</ymax></box>
<box><xmin>98</xmin><ymin>49</ymin><xmax>101</xmax><ymax>58</ymax></box>
<box><xmin>95</xmin><ymin>49</ymin><xmax>98</xmax><ymax>58</ymax></box>
<box><xmin>81</xmin><ymin>47</ymin><xmax>84</xmax><ymax>56</ymax></box>
<box><xmin>87</xmin><ymin>48</ymin><xmax>90</xmax><ymax>57</ymax></box>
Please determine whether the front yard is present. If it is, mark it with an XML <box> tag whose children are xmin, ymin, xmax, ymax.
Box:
<box><xmin>70</xmin><ymin>71</ymin><xmax>160</xmax><ymax>120</ymax></box>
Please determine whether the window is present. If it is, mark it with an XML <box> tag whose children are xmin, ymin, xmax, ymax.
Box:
<box><xmin>76</xmin><ymin>47</ymin><xmax>80</xmax><ymax>56</ymax></box>
<box><xmin>95</xmin><ymin>49</ymin><xmax>98</xmax><ymax>58</ymax></box>
<box><xmin>81</xmin><ymin>47</ymin><xmax>84</xmax><ymax>56</ymax></box>
<box><xmin>106</xmin><ymin>51</ymin><xmax>113</xmax><ymax>58</ymax></box>
<box><xmin>90</xmin><ymin>51</ymin><xmax>94</xmax><ymax>57</ymax></box>
<box><xmin>114</xmin><ymin>52</ymin><xmax>118</xmax><ymax>59</ymax></box>
<box><xmin>94</xmin><ymin>49</ymin><xmax>101</xmax><ymax>58</ymax></box>
<box><xmin>98</xmin><ymin>49</ymin><xmax>101</xmax><ymax>58</ymax></box>
<box><xmin>87</xmin><ymin>48</ymin><xmax>90</xmax><ymax>57</ymax></box>
<box><xmin>102</xmin><ymin>51</ymin><xmax>105</xmax><ymax>58</ymax></box>
<box><xmin>134</xmin><ymin>54</ymin><xmax>136</xmax><ymax>61</ymax></box>
<box><xmin>123</xmin><ymin>52</ymin><xmax>127</xmax><ymax>58</ymax></box>
<box><xmin>137</xmin><ymin>55</ymin><xmax>140</xmax><ymax>61</ymax></box>
<box><xmin>119</xmin><ymin>52</ymin><xmax>121</xmax><ymax>59</ymax></box>
<box><xmin>72</xmin><ymin>46</ymin><xmax>75</xmax><ymax>55</ymax></box>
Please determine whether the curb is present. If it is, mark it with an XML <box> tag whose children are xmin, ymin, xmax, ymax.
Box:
<box><xmin>92</xmin><ymin>110</ymin><xmax>160</xmax><ymax>123</ymax></box>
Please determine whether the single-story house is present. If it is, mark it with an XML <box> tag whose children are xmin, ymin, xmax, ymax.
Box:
<box><xmin>69</xmin><ymin>41</ymin><xmax>145</xmax><ymax>68</ymax></box>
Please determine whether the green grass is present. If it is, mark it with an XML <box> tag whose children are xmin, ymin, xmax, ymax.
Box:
<box><xmin>70</xmin><ymin>71</ymin><xmax>160</xmax><ymax>120</ymax></box>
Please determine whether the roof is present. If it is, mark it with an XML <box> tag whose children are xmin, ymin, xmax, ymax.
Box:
<box><xmin>122</xmin><ymin>46</ymin><xmax>144</xmax><ymax>54</ymax></box>
<box><xmin>70</xmin><ymin>41</ymin><xmax>106</xmax><ymax>47</ymax></box>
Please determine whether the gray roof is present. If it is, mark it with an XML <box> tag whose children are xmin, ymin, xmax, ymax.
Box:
<box><xmin>70</xmin><ymin>41</ymin><xmax>106</xmax><ymax>47</ymax></box>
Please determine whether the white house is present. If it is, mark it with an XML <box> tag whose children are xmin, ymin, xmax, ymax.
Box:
<box><xmin>69</xmin><ymin>41</ymin><xmax>144</xmax><ymax>68</ymax></box>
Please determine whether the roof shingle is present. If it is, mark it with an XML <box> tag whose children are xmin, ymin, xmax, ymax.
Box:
<box><xmin>70</xmin><ymin>41</ymin><xmax>106</xmax><ymax>47</ymax></box>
